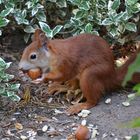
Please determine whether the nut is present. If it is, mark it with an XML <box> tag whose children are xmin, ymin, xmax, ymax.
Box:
<box><xmin>27</xmin><ymin>68</ymin><xmax>42</xmax><ymax>80</ymax></box>
<box><xmin>75</xmin><ymin>125</ymin><xmax>90</xmax><ymax>140</ymax></box>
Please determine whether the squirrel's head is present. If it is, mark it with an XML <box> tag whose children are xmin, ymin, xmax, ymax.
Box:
<box><xmin>19</xmin><ymin>29</ymin><xmax>50</xmax><ymax>72</ymax></box>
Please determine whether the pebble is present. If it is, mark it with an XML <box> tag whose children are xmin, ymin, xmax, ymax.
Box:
<box><xmin>20</xmin><ymin>135</ymin><xmax>28</xmax><ymax>140</ymax></box>
<box><xmin>124</xmin><ymin>136</ymin><xmax>132</xmax><ymax>140</ymax></box>
<box><xmin>81</xmin><ymin>119</ymin><xmax>87</xmax><ymax>126</ymax></box>
<box><xmin>78</xmin><ymin>110</ymin><xmax>91</xmax><ymax>118</ymax></box>
<box><xmin>105</xmin><ymin>98</ymin><xmax>111</xmax><ymax>104</ymax></box>
<box><xmin>122</xmin><ymin>101</ymin><xmax>130</xmax><ymax>107</ymax></box>
<box><xmin>91</xmin><ymin>129</ymin><xmax>99</xmax><ymax>138</ymax></box>
<box><xmin>42</xmin><ymin>125</ymin><xmax>49</xmax><ymax>132</ymax></box>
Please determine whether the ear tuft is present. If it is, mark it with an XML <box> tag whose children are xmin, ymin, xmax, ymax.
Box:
<box><xmin>32</xmin><ymin>29</ymin><xmax>43</xmax><ymax>41</ymax></box>
<box><xmin>39</xmin><ymin>32</ymin><xmax>49</xmax><ymax>48</ymax></box>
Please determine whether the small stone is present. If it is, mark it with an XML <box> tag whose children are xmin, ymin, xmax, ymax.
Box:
<box><xmin>110</xmin><ymin>133</ymin><xmax>115</xmax><ymax>137</ymax></box>
<box><xmin>81</xmin><ymin>119</ymin><xmax>87</xmax><ymax>126</ymax></box>
<box><xmin>124</xmin><ymin>136</ymin><xmax>132</xmax><ymax>140</ymax></box>
<box><xmin>28</xmin><ymin>114</ymin><xmax>32</xmax><ymax>118</ymax></box>
<box><xmin>42</xmin><ymin>125</ymin><xmax>49</xmax><ymax>132</ymax></box>
<box><xmin>20</xmin><ymin>135</ymin><xmax>28</xmax><ymax>140</ymax></box>
<box><xmin>52</xmin><ymin>117</ymin><xmax>58</xmax><ymax>121</ymax></box>
<box><xmin>29</xmin><ymin>137</ymin><xmax>36</xmax><ymax>140</ymax></box>
<box><xmin>78</xmin><ymin>110</ymin><xmax>91</xmax><ymax>118</ymax></box>
<box><xmin>122</xmin><ymin>101</ymin><xmax>130</xmax><ymax>107</ymax></box>
<box><xmin>27</xmin><ymin>130</ymin><xmax>37</xmax><ymax>137</ymax></box>
<box><xmin>105</xmin><ymin>98</ymin><xmax>111</xmax><ymax>104</ymax></box>
<box><xmin>127</xmin><ymin>94</ymin><xmax>135</xmax><ymax>99</ymax></box>
<box><xmin>54</xmin><ymin>109</ymin><xmax>63</xmax><ymax>114</ymax></box>
<box><xmin>13</xmin><ymin>112</ymin><xmax>21</xmax><ymax>115</ymax></box>
<box><xmin>91</xmin><ymin>129</ymin><xmax>99</xmax><ymax>138</ymax></box>
<box><xmin>11</xmin><ymin>117</ymin><xmax>16</xmax><ymax>121</ymax></box>
<box><xmin>48</xmin><ymin>98</ymin><xmax>53</xmax><ymax>103</ymax></box>
<box><xmin>6</xmin><ymin>129</ymin><xmax>14</xmax><ymax>136</ymax></box>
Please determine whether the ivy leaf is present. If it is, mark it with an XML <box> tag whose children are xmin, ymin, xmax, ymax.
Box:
<box><xmin>0</xmin><ymin>17</ymin><xmax>9</xmax><ymax>27</ymax></box>
<box><xmin>39</xmin><ymin>22</ymin><xmax>52</xmax><ymax>37</ymax></box>
<box><xmin>32</xmin><ymin>6</ymin><xmax>38</xmax><ymax>16</ymax></box>
<box><xmin>92</xmin><ymin>30</ymin><xmax>99</xmax><ymax>36</ymax></box>
<box><xmin>101</xmin><ymin>18</ymin><xmax>113</xmax><ymax>25</ymax></box>
<box><xmin>111</xmin><ymin>0</ymin><xmax>120</xmax><ymax>10</ymax></box>
<box><xmin>24</xmin><ymin>26</ymin><xmax>35</xmax><ymax>33</ymax></box>
<box><xmin>36</xmin><ymin>11</ymin><xmax>46</xmax><ymax>22</ymax></box>
<box><xmin>79</xmin><ymin>1</ymin><xmax>90</xmax><ymax>11</ymax></box>
<box><xmin>75</xmin><ymin>10</ymin><xmax>85</xmax><ymax>19</ymax></box>
<box><xmin>109</xmin><ymin>27</ymin><xmax>118</xmax><ymax>37</ymax></box>
<box><xmin>0</xmin><ymin>8</ymin><xmax>13</xmax><ymax>17</ymax></box>
<box><xmin>125</xmin><ymin>22</ymin><xmax>137</xmax><ymax>32</ymax></box>
<box><xmin>24</xmin><ymin>33</ymin><xmax>30</xmax><ymax>43</ymax></box>
<box><xmin>85</xmin><ymin>23</ymin><xmax>93</xmax><ymax>33</ymax></box>
<box><xmin>52</xmin><ymin>25</ymin><xmax>63</xmax><ymax>37</ymax></box>
<box><xmin>126</xmin><ymin>0</ymin><xmax>139</xmax><ymax>6</ymax></box>
<box><xmin>56</xmin><ymin>0</ymin><xmax>67</xmax><ymax>8</ymax></box>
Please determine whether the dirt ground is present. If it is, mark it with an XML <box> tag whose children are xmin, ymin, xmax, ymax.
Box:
<box><xmin>0</xmin><ymin>30</ymin><xmax>140</xmax><ymax>140</ymax></box>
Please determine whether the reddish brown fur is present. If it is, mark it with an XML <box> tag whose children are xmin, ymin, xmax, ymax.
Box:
<box><xmin>19</xmin><ymin>29</ymin><xmax>140</xmax><ymax>114</ymax></box>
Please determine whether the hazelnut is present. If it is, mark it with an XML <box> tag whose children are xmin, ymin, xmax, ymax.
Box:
<box><xmin>75</xmin><ymin>125</ymin><xmax>90</xmax><ymax>140</ymax></box>
<box><xmin>27</xmin><ymin>68</ymin><xmax>42</xmax><ymax>80</ymax></box>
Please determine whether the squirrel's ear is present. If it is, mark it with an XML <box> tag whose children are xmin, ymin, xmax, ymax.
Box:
<box><xmin>39</xmin><ymin>32</ymin><xmax>49</xmax><ymax>48</ymax></box>
<box><xmin>32</xmin><ymin>29</ymin><xmax>43</xmax><ymax>41</ymax></box>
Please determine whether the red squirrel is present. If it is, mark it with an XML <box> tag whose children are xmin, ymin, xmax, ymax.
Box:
<box><xmin>19</xmin><ymin>29</ymin><xmax>139</xmax><ymax>115</ymax></box>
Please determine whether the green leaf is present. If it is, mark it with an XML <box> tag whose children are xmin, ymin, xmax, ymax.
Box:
<box><xmin>39</xmin><ymin>22</ymin><xmax>52</xmax><ymax>37</ymax></box>
<box><xmin>0</xmin><ymin>8</ymin><xmax>13</xmax><ymax>17</ymax></box>
<box><xmin>75</xmin><ymin>10</ymin><xmax>85</xmax><ymax>19</ymax></box>
<box><xmin>24</xmin><ymin>26</ymin><xmax>35</xmax><ymax>33</ymax></box>
<box><xmin>126</xmin><ymin>0</ymin><xmax>139</xmax><ymax>6</ymax></box>
<box><xmin>24</xmin><ymin>33</ymin><xmax>30</xmax><ymax>43</ymax></box>
<box><xmin>0</xmin><ymin>0</ymin><xmax>4</xmax><ymax>4</ymax></box>
<box><xmin>79</xmin><ymin>1</ymin><xmax>90</xmax><ymax>11</ymax></box>
<box><xmin>0</xmin><ymin>17</ymin><xmax>9</xmax><ymax>27</ymax></box>
<box><xmin>123</xmin><ymin>54</ymin><xmax>140</xmax><ymax>86</ymax></box>
<box><xmin>111</xmin><ymin>0</ymin><xmax>120</xmax><ymax>10</ymax></box>
<box><xmin>131</xmin><ymin>134</ymin><xmax>139</xmax><ymax>140</ymax></box>
<box><xmin>10</xmin><ymin>84</ymin><xmax>20</xmax><ymax>90</ymax></box>
<box><xmin>85</xmin><ymin>23</ymin><xmax>93</xmax><ymax>33</ymax></box>
<box><xmin>32</xmin><ymin>7</ymin><xmax>38</xmax><ymax>16</ymax></box>
<box><xmin>14</xmin><ymin>10</ymin><xmax>29</xmax><ymax>25</ymax></box>
<box><xmin>52</xmin><ymin>25</ymin><xmax>63</xmax><ymax>36</ymax></box>
<box><xmin>101</xmin><ymin>18</ymin><xmax>113</xmax><ymax>25</ymax></box>
<box><xmin>25</xmin><ymin>1</ymin><xmax>33</xmax><ymax>9</ymax></box>
<box><xmin>36</xmin><ymin>11</ymin><xmax>46</xmax><ymax>22</ymax></box>
<box><xmin>22</xmin><ymin>10</ymin><xmax>27</xmax><ymax>18</ymax></box>
<box><xmin>126</xmin><ymin>117</ymin><xmax>140</xmax><ymax>128</ymax></box>
<box><xmin>56</xmin><ymin>0</ymin><xmax>67</xmax><ymax>8</ymax></box>
<box><xmin>125</xmin><ymin>22</ymin><xmax>137</xmax><ymax>32</ymax></box>
<box><xmin>92</xmin><ymin>31</ymin><xmax>99</xmax><ymax>36</ymax></box>
<box><xmin>5</xmin><ymin>62</ymin><xmax>12</xmax><ymax>69</ymax></box>
<box><xmin>6</xmin><ymin>91</ymin><xmax>20</xmax><ymax>102</ymax></box>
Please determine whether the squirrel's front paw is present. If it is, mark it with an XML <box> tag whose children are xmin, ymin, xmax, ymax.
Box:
<box><xmin>31</xmin><ymin>77</ymin><xmax>44</xmax><ymax>84</ymax></box>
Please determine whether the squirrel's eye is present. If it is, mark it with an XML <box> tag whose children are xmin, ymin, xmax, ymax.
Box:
<box><xmin>30</xmin><ymin>54</ymin><xmax>36</xmax><ymax>60</ymax></box>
